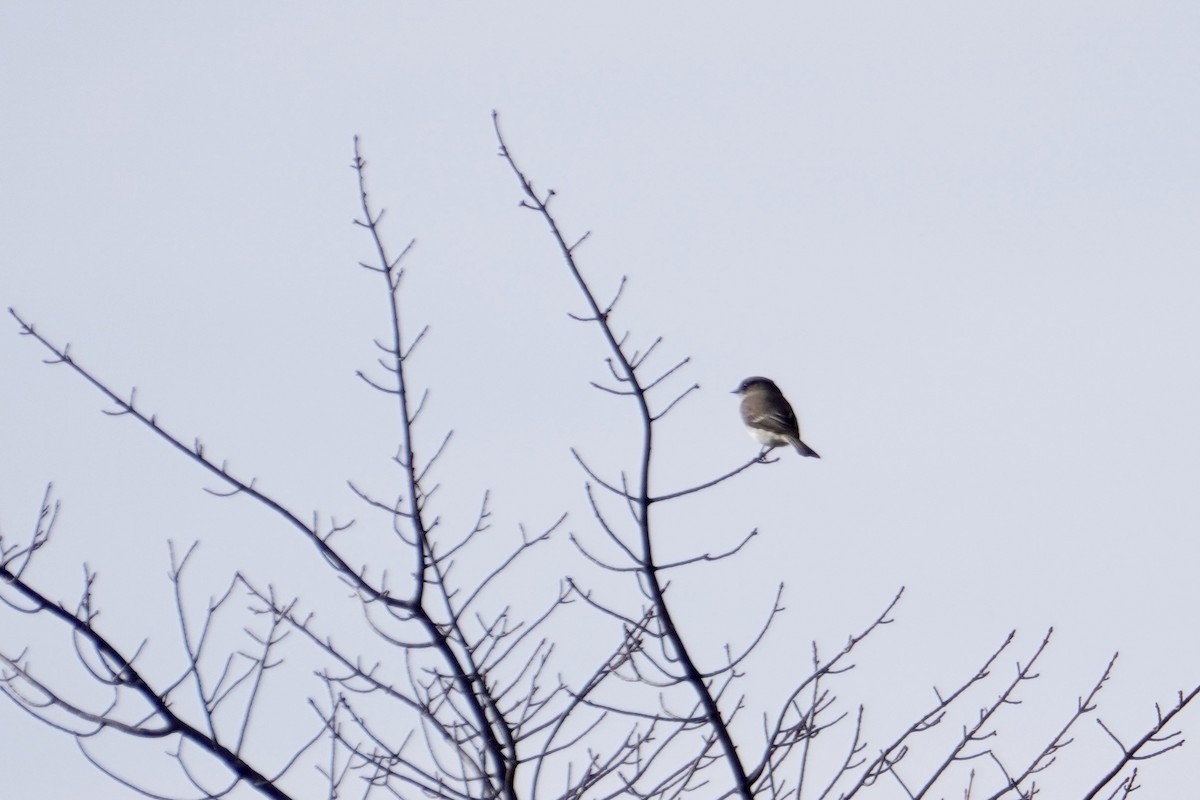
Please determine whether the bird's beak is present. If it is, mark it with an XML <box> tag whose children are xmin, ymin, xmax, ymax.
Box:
<box><xmin>730</xmin><ymin>387</ymin><xmax>740</xmax><ymax>394</ymax></box>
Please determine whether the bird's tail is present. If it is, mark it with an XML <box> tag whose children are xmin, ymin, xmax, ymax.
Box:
<box><xmin>791</xmin><ymin>437</ymin><xmax>820</xmax><ymax>458</ymax></box>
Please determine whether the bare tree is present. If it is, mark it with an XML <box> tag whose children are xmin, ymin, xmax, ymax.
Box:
<box><xmin>2</xmin><ymin>119</ymin><xmax>1197</xmax><ymax>800</ymax></box>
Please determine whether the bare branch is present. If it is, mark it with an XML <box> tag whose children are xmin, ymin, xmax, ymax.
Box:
<box><xmin>1083</xmin><ymin>685</ymin><xmax>1200</xmax><ymax>800</ymax></box>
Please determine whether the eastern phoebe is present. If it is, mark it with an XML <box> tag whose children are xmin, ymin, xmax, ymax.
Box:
<box><xmin>733</xmin><ymin>376</ymin><xmax>820</xmax><ymax>458</ymax></box>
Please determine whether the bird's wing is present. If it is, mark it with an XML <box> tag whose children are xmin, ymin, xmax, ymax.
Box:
<box><xmin>746</xmin><ymin>404</ymin><xmax>800</xmax><ymax>435</ymax></box>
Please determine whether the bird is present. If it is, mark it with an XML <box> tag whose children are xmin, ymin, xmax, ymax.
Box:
<box><xmin>732</xmin><ymin>376</ymin><xmax>820</xmax><ymax>458</ymax></box>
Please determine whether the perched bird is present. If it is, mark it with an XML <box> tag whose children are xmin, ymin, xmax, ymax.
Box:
<box><xmin>733</xmin><ymin>376</ymin><xmax>820</xmax><ymax>458</ymax></box>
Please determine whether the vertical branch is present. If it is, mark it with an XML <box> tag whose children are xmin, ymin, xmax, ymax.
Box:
<box><xmin>350</xmin><ymin>137</ymin><xmax>428</xmax><ymax>604</ymax></box>
<box><xmin>493</xmin><ymin>113</ymin><xmax>755</xmax><ymax>800</ymax></box>
<box><xmin>350</xmin><ymin>139</ymin><xmax>519</xmax><ymax>800</ymax></box>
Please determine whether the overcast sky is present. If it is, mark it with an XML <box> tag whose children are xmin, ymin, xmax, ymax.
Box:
<box><xmin>2</xmin><ymin>3</ymin><xmax>1198</xmax><ymax>798</ymax></box>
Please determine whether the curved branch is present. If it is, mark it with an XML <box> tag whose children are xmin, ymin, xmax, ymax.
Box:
<box><xmin>0</xmin><ymin>567</ymin><xmax>295</xmax><ymax>800</ymax></box>
<box><xmin>650</xmin><ymin>456</ymin><xmax>766</xmax><ymax>504</ymax></box>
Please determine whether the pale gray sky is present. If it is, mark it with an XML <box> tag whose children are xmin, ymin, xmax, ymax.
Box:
<box><xmin>2</xmin><ymin>3</ymin><xmax>1198</xmax><ymax>798</ymax></box>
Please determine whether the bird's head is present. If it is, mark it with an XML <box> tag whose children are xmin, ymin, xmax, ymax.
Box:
<box><xmin>732</xmin><ymin>376</ymin><xmax>777</xmax><ymax>395</ymax></box>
